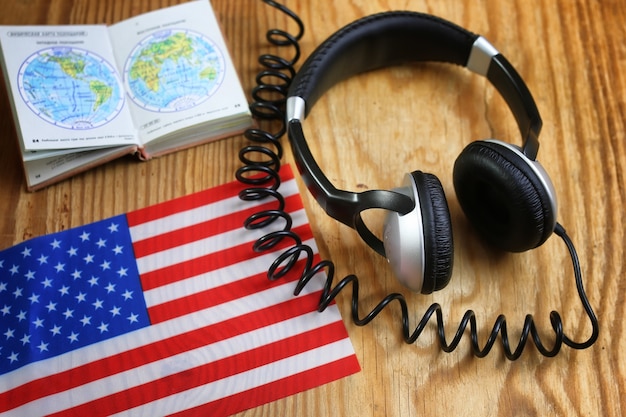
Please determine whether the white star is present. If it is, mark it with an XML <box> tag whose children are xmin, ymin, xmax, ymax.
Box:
<box><xmin>83</xmin><ymin>253</ymin><xmax>95</xmax><ymax>264</ymax></box>
<box><xmin>92</xmin><ymin>299</ymin><xmax>104</xmax><ymax>310</ymax></box>
<box><xmin>0</xmin><ymin>282</ymin><xmax>6</xmax><ymax>292</ymax></box>
<box><xmin>105</xmin><ymin>283</ymin><xmax>116</xmax><ymax>293</ymax></box>
<box><xmin>75</xmin><ymin>292</ymin><xmax>87</xmax><ymax>303</ymax></box>
<box><xmin>0</xmin><ymin>260</ymin><xmax>3</xmax><ymax>268</ymax></box>
<box><xmin>28</xmin><ymin>293</ymin><xmax>40</xmax><ymax>304</ymax></box>
<box><xmin>37</xmin><ymin>341</ymin><xmax>49</xmax><ymax>352</ymax></box>
<box><xmin>79</xmin><ymin>231</ymin><xmax>90</xmax><ymax>242</ymax></box>
<box><xmin>45</xmin><ymin>301</ymin><xmax>57</xmax><ymax>312</ymax></box>
<box><xmin>62</xmin><ymin>308</ymin><xmax>74</xmax><ymax>319</ymax></box>
<box><xmin>127</xmin><ymin>313</ymin><xmax>139</xmax><ymax>324</ymax></box>
<box><xmin>98</xmin><ymin>322</ymin><xmax>109</xmax><ymax>333</ymax></box>
<box><xmin>54</xmin><ymin>262</ymin><xmax>65</xmax><ymax>273</ymax></box>
<box><xmin>50</xmin><ymin>239</ymin><xmax>61</xmax><ymax>249</ymax></box>
<box><xmin>21</xmin><ymin>247</ymin><xmax>32</xmax><ymax>257</ymax></box>
<box><xmin>67</xmin><ymin>332</ymin><xmax>79</xmax><ymax>343</ymax></box>
<box><xmin>42</xmin><ymin>277</ymin><xmax>53</xmax><ymax>288</ymax></box>
<box><xmin>110</xmin><ymin>306</ymin><xmax>121</xmax><ymax>317</ymax></box>
<box><xmin>112</xmin><ymin>245</ymin><xmax>124</xmax><ymax>255</ymax></box>
<box><xmin>58</xmin><ymin>285</ymin><xmax>70</xmax><ymax>296</ymax></box>
<box><xmin>67</xmin><ymin>247</ymin><xmax>78</xmax><ymax>257</ymax></box>
<box><xmin>122</xmin><ymin>290</ymin><xmax>133</xmax><ymax>300</ymax></box>
<box><xmin>24</xmin><ymin>270</ymin><xmax>36</xmax><ymax>280</ymax></box>
<box><xmin>80</xmin><ymin>315</ymin><xmax>92</xmax><ymax>326</ymax></box>
<box><xmin>4</xmin><ymin>328</ymin><xmax>15</xmax><ymax>339</ymax></box>
<box><xmin>12</xmin><ymin>287</ymin><xmax>23</xmax><ymax>298</ymax></box>
<box><xmin>20</xmin><ymin>334</ymin><xmax>31</xmax><ymax>345</ymax></box>
<box><xmin>117</xmin><ymin>267</ymin><xmax>128</xmax><ymax>277</ymax></box>
<box><xmin>100</xmin><ymin>260</ymin><xmax>111</xmax><ymax>271</ymax></box>
<box><xmin>108</xmin><ymin>223</ymin><xmax>119</xmax><ymax>233</ymax></box>
<box><xmin>16</xmin><ymin>311</ymin><xmax>27</xmax><ymax>321</ymax></box>
<box><xmin>1</xmin><ymin>305</ymin><xmax>10</xmax><ymax>316</ymax></box>
<box><xmin>32</xmin><ymin>318</ymin><xmax>44</xmax><ymax>328</ymax></box>
<box><xmin>71</xmin><ymin>269</ymin><xmax>82</xmax><ymax>280</ymax></box>
<box><xmin>9</xmin><ymin>264</ymin><xmax>19</xmax><ymax>275</ymax></box>
<box><xmin>8</xmin><ymin>352</ymin><xmax>19</xmax><ymax>363</ymax></box>
<box><xmin>88</xmin><ymin>276</ymin><xmax>99</xmax><ymax>286</ymax></box>
<box><xmin>50</xmin><ymin>325</ymin><xmax>62</xmax><ymax>336</ymax></box>
<box><xmin>96</xmin><ymin>238</ymin><xmax>107</xmax><ymax>248</ymax></box>
<box><xmin>37</xmin><ymin>254</ymin><xmax>48</xmax><ymax>264</ymax></box>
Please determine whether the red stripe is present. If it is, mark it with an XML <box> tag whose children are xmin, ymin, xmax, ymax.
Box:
<box><xmin>148</xmin><ymin>256</ymin><xmax>319</xmax><ymax>324</ymax></box>
<box><xmin>131</xmin><ymin>194</ymin><xmax>305</xmax><ymax>258</ymax></box>
<box><xmin>175</xmin><ymin>356</ymin><xmax>361</xmax><ymax>417</ymax></box>
<box><xmin>0</xmin><ymin>291</ymin><xmax>324</xmax><ymax>413</ymax></box>
<box><xmin>47</xmin><ymin>321</ymin><xmax>350</xmax><ymax>417</ymax></box>
<box><xmin>126</xmin><ymin>165</ymin><xmax>295</xmax><ymax>227</ymax></box>
<box><xmin>138</xmin><ymin>224</ymin><xmax>314</xmax><ymax>291</ymax></box>
<box><xmin>126</xmin><ymin>181</ymin><xmax>244</xmax><ymax>227</ymax></box>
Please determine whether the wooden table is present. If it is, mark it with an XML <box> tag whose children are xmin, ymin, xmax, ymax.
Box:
<box><xmin>0</xmin><ymin>1</ymin><xmax>623</xmax><ymax>416</ymax></box>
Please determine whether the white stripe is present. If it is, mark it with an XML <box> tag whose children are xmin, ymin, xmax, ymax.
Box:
<box><xmin>1</xmin><ymin>264</ymin><xmax>328</xmax><ymax>392</ymax></box>
<box><xmin>133</xmin><ymin>208</ymin><xmax>309</xmax><ymax>275</ymax></box>
<box><xmin>8</xmin><ymin>306</ymin><xmax>347</xmax><ymax>417</ymax></box>
<box><xmin>113</xmin><ymin>339</ymin><xmax>356</xmax><ymax>417</ymax></box>
<box><xmin>129</xmin><ymin>178</ymin><xmax>299</xmax><ymax>242</ymax></box>
<box><xmin>143</xmin><ymin>237</ymin><xmax>319</xmax><ymax>307</ymax></box>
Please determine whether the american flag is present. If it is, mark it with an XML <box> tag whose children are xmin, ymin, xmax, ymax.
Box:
<box><xmin>0</xmin><ymin>165</ymin><xmax>359</xmax><ymax>416</ymax></box>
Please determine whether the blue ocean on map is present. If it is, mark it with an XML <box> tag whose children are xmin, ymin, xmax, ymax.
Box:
<box><xmin>18</xmin><ymin>47</ymin><xmax>125</xmax><ymax>130</ymax></box>
<box><xmin>124</xmin><ymin>29</ymin><xmax>225</xmax><ymax>112</ymax></box>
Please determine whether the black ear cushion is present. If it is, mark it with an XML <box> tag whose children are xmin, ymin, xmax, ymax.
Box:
<box><xmin>411</xmin><ymin>171</ymin><xmax>454</xmax><ymax>294</ymax></box>
<box><xmin>452</xmin><ymin>141</ymin><xmax>555</xmax><ymax>252</ymax></box>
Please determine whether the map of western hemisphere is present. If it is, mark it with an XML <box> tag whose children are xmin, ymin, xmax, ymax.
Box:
<box><xmin>18</xmin><ymin>47</ymin><xmax>125</xmax><ymax>130</ymax></box>
<box><xmin>124</xmin><ymin>29</ymin><xmax>226</xmax><ymax>113</ymax></box>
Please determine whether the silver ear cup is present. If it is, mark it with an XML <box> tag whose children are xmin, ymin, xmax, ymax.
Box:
<box><xmin>383</xmin><ymin>174</ymin><xmax>426</xmax><ymax>292</ymax></box>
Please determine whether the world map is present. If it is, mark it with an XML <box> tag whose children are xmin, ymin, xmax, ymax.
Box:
<box><xmin>124</xmin><ymin>29</ymin><xmax>226</xmax><ymax>112</ymax></box>
<box><xmin>18</xmin><ymin>47</ymin><xmax>125</xmax><ymax>130</ymax></box>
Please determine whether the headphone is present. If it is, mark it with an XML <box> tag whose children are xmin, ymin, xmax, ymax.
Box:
<box><xmin>285</xmin><ymin>11</ymin><xmax>558</xmax><ymax>294</ymax></box>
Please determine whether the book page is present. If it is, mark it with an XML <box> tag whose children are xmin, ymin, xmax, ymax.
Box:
<box><xmin>108</xmin><ymin>0</ymin><xmax>250</xmax><ymax>146</ymax></box>
<box><xmin>0</xmin><ymin>25</ymin><xmax>139</xmax><ymax>152</ymax></box>
<box><xmin>23</xmin><ymin>145</ymin><xmax>137</xmax><ymax>191</ymax></box>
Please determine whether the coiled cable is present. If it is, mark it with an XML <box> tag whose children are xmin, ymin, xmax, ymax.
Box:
<box><xmin>237</xmin><ymin>0</ymin><xmax>599</xmax><ymax>360</ymax></box>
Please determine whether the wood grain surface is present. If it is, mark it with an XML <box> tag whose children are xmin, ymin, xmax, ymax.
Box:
<box><xmin>0</xmin><ymin>1</ymin><xmax>624</xmax><ymax>416</ymax></box>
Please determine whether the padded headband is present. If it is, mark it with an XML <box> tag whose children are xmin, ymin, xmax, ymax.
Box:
<box><xmin>286</xmin><ymin>11</ymin><xmax>544</xmax><ymax>255</ymax></box>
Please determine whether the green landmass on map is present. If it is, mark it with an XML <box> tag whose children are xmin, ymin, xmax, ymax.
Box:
<box><xmin>199</xmin><ymin>66</ymin><xmax>218</xmax><ymax>81</ymax></box>
<box><xmin>89</xmin><ymin>81</ymin><xmax>113</xmax><ymax>111</ymax></box>
<box><xmin>129</xmin><ymin>32</ymin><xmax>211</xmax><ymax>92</ymax></box>
<box><xmin>46</xmin><ymin>53</ymin><xmax>86</xmax><ymax>78</ymax></box>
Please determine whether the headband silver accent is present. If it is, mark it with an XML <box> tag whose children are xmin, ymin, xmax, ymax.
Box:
<box><xmin>466</xmin><ymin>36</ymin><xmax>499</xmax><ymax>76</ymax></box>
<box><xmin>287</xmin><ymin>96</ymin><xmax>306</xmax><ymax>122</ymax></box>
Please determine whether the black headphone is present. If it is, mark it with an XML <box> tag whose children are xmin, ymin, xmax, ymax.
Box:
<box><xmin>285</xmin><ymin>11</ymin><xmax>558</xmax><ymax>294</ymax></box>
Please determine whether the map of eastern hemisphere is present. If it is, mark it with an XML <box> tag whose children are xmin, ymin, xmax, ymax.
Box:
<box><xmin>125</xmin><ymin>29</ymin><xmax>226</xmax><ymax>112</ymax></box>
<box><xmin>18</xmin><ymin>47</ymin><xmax>125</xmax><ymax>130</ymax></box>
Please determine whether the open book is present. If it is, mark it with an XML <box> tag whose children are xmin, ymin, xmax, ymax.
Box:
<box><xmin>0</xmin><ymin>0</ymin><xmax>252</xmax><ymax>191</ymax></box>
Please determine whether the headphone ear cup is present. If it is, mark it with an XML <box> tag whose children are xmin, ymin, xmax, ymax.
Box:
<box><xmin>453</xmin><ymin>140</ymin><xmax>557</xmax><ymax>252</ymax></box>
<box><xmin>383</xmin><ymin>171</ymin><xmax>454</xmax><ymax>294</ymax></box>
<box><xmin>416</xmin><ymin>172</ymin><xmax>455</xmax><ymax>293</ymax></box>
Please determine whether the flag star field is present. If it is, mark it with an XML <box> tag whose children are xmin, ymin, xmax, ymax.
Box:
<box><xmin>0</xmin><ymin>215</ymin><xmax>150</xmax><ymax>374</ymax></box>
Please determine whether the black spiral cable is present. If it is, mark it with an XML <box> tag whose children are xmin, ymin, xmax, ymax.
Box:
<box><xmin>237</xmin><ymin>0</ymin><xmax>599</xmax><ymax>360</ymax></box>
